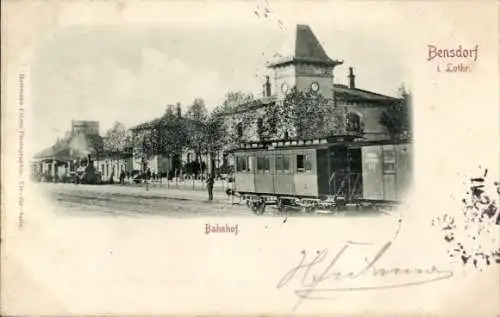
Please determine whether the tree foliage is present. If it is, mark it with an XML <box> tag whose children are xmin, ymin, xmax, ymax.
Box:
<box><xmin>103</xmin><ymin>121</ymin><xmax>129</xmax><ymax>158</ymax></box>
<box><xmin>264</xmin><ymin>87</ymin><xmax>347</xmax><ymax>140</ymax></box>
<box><xmin>184</xmin><ymin>98</ymin><xmax>209</xmax><ymax>158</ymax></box>
<box><xmin>220</xmin><ymin>91</ymin><xmax>254</xmax><ymax>113</ymax></box>
<box><xmin>156</xmin><ymin>105</ymin><xmax>188</xmax><ymax>157</ymax></box>
<box><xmin>379</xmin><ymin>85</ymin><xmax>412</xmax><ymax>140</ymax></box>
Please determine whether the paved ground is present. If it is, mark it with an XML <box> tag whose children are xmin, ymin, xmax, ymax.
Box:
<box><xmin>34</xmin><ymin>182</ymin><xmax>392</xmax><ymax>218</ymax></box>
<box><xmin>36</xmin><ymin>182</ymin><xmax>252</xmax><ymax>217</ymax></box>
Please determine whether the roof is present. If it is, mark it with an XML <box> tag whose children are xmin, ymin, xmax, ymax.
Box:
<box><xmin>333</xmin><ymin>85</ymin><xmax>401</xmax><ymax>103</ymax></box>
<box><xmin>130</xmin><ymin>116</ymin><xmax>197</xmax><ymax>131</ymax></box>
<box><xmin>220</xmin><ymin>86</ymin><xmax>400</xmax><ymax>116</ymax></box>
<box><xmin>33</xmin><ymin>133</ymin><xmax>104</xmax><ymax>161</ymax></box>
<box><xmin>231</xmin><ymin>135</ymin><xmax>412</xmax><ymax>153</ymax></box>
<box><xmin>268</xmin><ymin>25</ymin><xmax>343</xmax><ymax>68</ymax></box>
<box><xmin>131</xmin><ymin>118</ymin><xmax>162</xmax><ymax>131</ymax></box>
<box><xmin>219</xmin><ymin>96</ymin><xmax>276</xmax><ymax>116</ymax></box>
<box><xmin>34</xmin><ymin>146</ymin><xmax>73</xmax><ymax>161</ymax></box>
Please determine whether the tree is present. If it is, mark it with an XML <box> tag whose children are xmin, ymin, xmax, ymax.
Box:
<box><xmin>164</xmin><ymin>104</ymin><xmax>176</xmax><ymax>119</ymax></box>
<box><xmin>133</xmin><ymin>128</ymin><xmax>158</xmax><ymax>171</ymax></box>
<box><xmin>264</xmin><ymin>87</ymin><xmax>346</xmax><ymax>140</ymax></box>
<box><xmin>379</xmin><ymin>84</ymin><xmax>412</xmax><ymax>140</ymax></box>
<box><xmin>220</xmin><ymin>91</ymin><xmax>254</xmax><ymax>113</ymax></box>
<box><xmin>156</xmin><ymin>105</ymin><xmax>188</xmax><ymax>174</ymax></box>
<box><xmin>186</xmin><ymin>98</ymin><xmax>208</xmax><ymax>121</ymax></box>
<box><xmin>102</xmin><ymin>122</ymin><xmax>130</xmax><ymax>180</ymax></box>
<box><xmin>104</xmin><ymin>122</ymin><xmax>129</xmax><ymax>158</ymax></box>
<box><xmin>185</xmin><ymin>98</ymin><xmax>209</xmax><ymax>162</ymax></box>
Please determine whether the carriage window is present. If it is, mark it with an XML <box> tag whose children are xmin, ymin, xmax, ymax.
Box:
<box><xmin>264</xmin><ymin>157</ymin><xmax>270</xmax><ymax>173</ymax></box>
<box><xmin>297</xmin><ymin>154</ymin><xmax>312</xmax><ymax>173</ymax></box>
<box><xmin>383</xmin><ymin>151</ymin><xmax>396</xmax><ymax>173</ymax></box>
<box><xmin>247</xmin><ymin>156</ymin><xmax>254</xmax><ymax>172</ymax></box>
<box><xmin>257</xmin><ymin>156</ymin><xmax>270</xmax><ymax>173</ymax></box>
<box><xmin>276</xmin><ymin>156</ymin><xmax>291</xmax><ymax>173</ymax></box>
<box><xmin>305</xmin><ymin>155</ymin><xmax>313</xmax><ymax>171</ymax></box>
<box><xmin>283</xmin><ymin>156</ymin><xmax>290</xmax><ymax>173</ymax></box>
<box><xmin>257</xmin><ymin>156</ymin><xmax>265</xmax><ymax>172</ymax></box>
<box><xmin>236</xmin><ymin>156</ymin><xmax>247</xmax><ymax>172</ymax></box>
<box><xmin>276</xmin><ymin>156</ymin><xmax>283</xmax><ymax>172</ymax></box>
<box><xmin>296</xmin><ymin>155</ymin><xmax>305</xmax><ymax>173</ymax></box>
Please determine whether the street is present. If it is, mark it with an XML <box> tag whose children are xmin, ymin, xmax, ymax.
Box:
<box><xmin>35</xmin><ymin>182</ymin><xmax>253</xmax><ymax>217</ymax></box>
<box><xmin>34</xmin><ymin>182</ymin><xmax>393</xmax><ymax>218</ymax></box>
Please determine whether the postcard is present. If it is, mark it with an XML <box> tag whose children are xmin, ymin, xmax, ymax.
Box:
<box><xmin>1</xmin><ymin>1</ymin><xmax>499</xmax><ymax>316</ymax></box>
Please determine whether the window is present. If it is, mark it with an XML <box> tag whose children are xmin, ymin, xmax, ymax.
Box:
<box><xmin>268</xmin><ymin>118</ymin><xmax>277</xmax><ymax>134</ymax></box>
<box><xmin>283</xmin><ymin>156</ymin><xmax>290</xmax><ymax>172</ymax></box>
<box><xmin>257</xmin><ymin>118</ymin><xmax>264</xmax><ymax>136</ymax></box>
<box><xmin>347</xmin><ymin>113</ymin><xmax>363</xmax><ymax>133</ymax></box>
<box><xmin>383</xmin><ymin>151</ymin><xmax>396</xmax><ymax>173</ymax></box>
<box><xmin>276</xmin><ymin>155</ymin><xmax>291</xmax><ymax>173</ymax></box>
<box><xmin>276</xmin><ymin>156</ymin><xmax>283</xmax><ymax>172</ymax></box>
<box><xmin>296</xmin><ymin>154</ymin><xmax>313</xmax><ymax>173</ymax></box>
<box><xmin>236</xmin><ymin>156</ymin><xmax>247</xmax><ymax>172</ymax></box>
<box><xmin>305</xmin><ymin>155</ymin><xmax>313</xmax><ymax>171</ymax></box>
<box><xmin>297</xmin><ymin>155</ymin><xmax>305</xmax><ymax>173</ymax></box>
<box><xmin>257</xmin><ymin>156</ymin><xmax>270</xmax><ymax>173</ymax></box>
<box><xmin>236</xmin><ymin>123</ymin><xmax>243</xmax><ymax>138</ymax></box>
<box><xmin>247</xmin><ymin>156</ymin><xmax>254</xmax><ymax>172</ymax></box>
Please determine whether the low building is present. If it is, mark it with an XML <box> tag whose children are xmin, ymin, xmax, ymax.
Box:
<box><xmin>32</xmin><ymin>120</ymin><xmax>133</xmax><ymax>183</ymax></box>
<box><xmin>129</xmin><ymin>105</ymin><xmax>210</xmax><ymax>177</ymax></box>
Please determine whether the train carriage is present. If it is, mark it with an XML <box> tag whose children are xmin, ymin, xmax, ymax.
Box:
<box><xmin>230</xmin><ymin>135</ymin><xmax>412</xmax><ymax>214</ymax></box>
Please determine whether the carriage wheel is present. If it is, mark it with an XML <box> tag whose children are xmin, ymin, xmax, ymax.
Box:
<box><xmin>277</xmin><ymin>199</ymin><xmax>284</xmax><ymax>212</ymax></box>
<box><xmin>251</xmin><ymin>201</ymin><xmax>265</xmax><ymax>215</ymax></box>
<box><xmin>300</xmin><ymin>204</ymin><xmax>313</xmax><ymax>214</ymax></box>
<box><xmin>258</xmin><ymin>201</ymin><xmax>266</xmax><ymax>215</ymax></box>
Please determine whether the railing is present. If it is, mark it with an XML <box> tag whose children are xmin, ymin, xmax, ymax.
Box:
<box><xmin>329</xmin><ymin>171</ymin><xmax>362</xmax><ymax>201</ymax></box>
<box><xmin>125</xmin><ymin>176</ymin><xmax>232</xmax><ymax>192</ymax></box>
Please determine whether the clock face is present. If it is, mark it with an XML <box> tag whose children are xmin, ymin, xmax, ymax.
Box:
<box><xmin>281</xmin><ymin>82</ymin><xmax>289</xmax><ymax>93</ymax></box>
<box><xmin>311</xmin><ymin>82</ymin><xmax>319</xmax><ymax>92</ymax></box>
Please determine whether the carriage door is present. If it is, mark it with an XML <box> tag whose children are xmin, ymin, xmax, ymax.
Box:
<box><xmin>328</xmin><ymin>145</ymin><xmax>349</xmax><ymax>198</ymax></box>
<box><xmin>348</xmin><ymin>148</ymin><xmax>363</xmax><ymax>199</ymax></box>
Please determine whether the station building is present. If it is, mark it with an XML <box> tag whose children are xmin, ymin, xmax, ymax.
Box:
<box><xmin>219</xmin><ymin>24</ymin><xmax>406</xmax><ymax>170</ymax></box>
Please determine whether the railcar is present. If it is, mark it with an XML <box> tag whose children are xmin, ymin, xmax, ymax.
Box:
<box><xmin>229</xmin><ymin>135</ymin><xmax>412</xmax><ymax>214</ymax></box>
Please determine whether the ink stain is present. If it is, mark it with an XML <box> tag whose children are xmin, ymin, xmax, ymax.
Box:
<box><xmin>432</xmin><ymin>168</ymin><xmax>500</xmax><ymax>269</ymax></box>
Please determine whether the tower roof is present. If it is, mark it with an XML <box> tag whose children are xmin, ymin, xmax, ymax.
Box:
<box><xmin>268</xmin><ymin>24</ymin><xmax>343</xmax><ymax>68</ymax></box>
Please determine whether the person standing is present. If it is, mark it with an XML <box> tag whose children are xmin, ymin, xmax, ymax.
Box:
<box><xmin>120</xmin><ymin>170</ymin><xmax>125</xmax><ymax>185</ymax></box>
<box><xmin>145</xmin><ymin>168</ymin><xmax>152</xmax><ymax>191</ymax></box>
<box><xmin>206</xmin><ymin>174</ymin><xmax>215</xmax><ymax>201</ymax></box>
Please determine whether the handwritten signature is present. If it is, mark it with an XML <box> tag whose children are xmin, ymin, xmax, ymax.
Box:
<box><xmin>277</xmin><ymin>241</ymin><xmax>453</xmax><ymax>311</ymax></box>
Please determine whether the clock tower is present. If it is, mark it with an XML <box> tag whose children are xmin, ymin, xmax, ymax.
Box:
<box><xmin>268</xmin><ymin>25</ymin><xmax>343</xmax><ymax>99</ymax></box>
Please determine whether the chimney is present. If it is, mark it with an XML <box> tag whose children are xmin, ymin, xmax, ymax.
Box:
<box><xmin>176</xmin><ymin>103</ymin><xmax>182</xmax><ymax>118</ymax></box>
<box><xmin>263</xmin><ymin>76</ymin><xmax>271</xmax><ymax>97</ymax></box>
<box><xmin>348</xmin><ymin>67</ymin><xmax>356</xmax><ymax>89</ymax></box>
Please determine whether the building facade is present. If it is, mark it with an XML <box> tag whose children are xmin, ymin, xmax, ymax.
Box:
<box><xmin>71</xmin><ymin>120</ymin><xmax>100</xmax><ymax>136</ymax></box>
<box><xmin>220</xmin><ymin>24</ymin><xmax>403</xmax><ymax>149</ymax></box>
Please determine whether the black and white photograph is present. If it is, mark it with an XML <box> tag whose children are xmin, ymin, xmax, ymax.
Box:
<box><xmin>29</xmin><ymin>22</ymin><xmax>412</xmax><ymax>218</ymax></box>
<box><xmin>2</xmin><ymin>1</ymin><xmax>499</xmax><ymax>316</ymax></box>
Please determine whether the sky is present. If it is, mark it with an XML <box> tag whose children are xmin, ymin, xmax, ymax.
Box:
<box><xmin>30</xmin><ymin>2</ymin><xmax>412</xmax><ymax>153</ymax></box>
